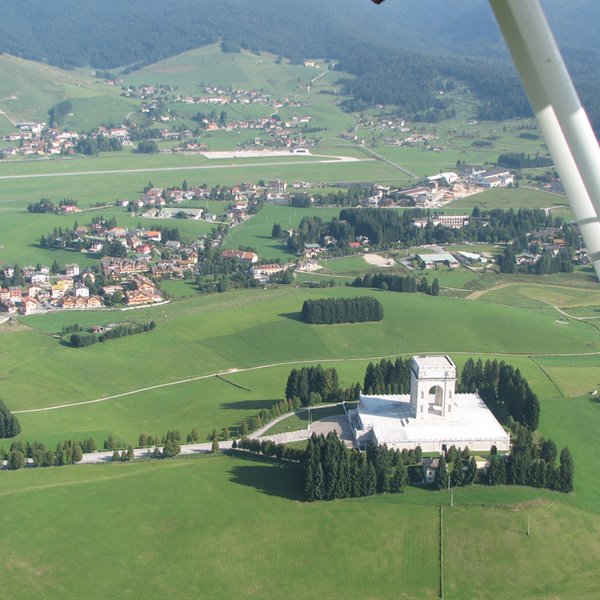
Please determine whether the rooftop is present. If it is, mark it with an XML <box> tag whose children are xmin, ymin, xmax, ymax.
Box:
<box><xmin>412</xmin><ymin>355</ymin><xmax>454</xmax><ymax>370</ymax></box>
<box><xmin>357</xmin><ymin>392</ymin><xmax>509</xmax><ymax>446</ymax></box>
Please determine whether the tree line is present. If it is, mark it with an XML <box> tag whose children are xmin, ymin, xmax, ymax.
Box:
<box><xmin>304</xmin><ymin>433</ymin><xmax>412</xmax><ymax>501</ymax></box>
<box><xmin>459</xmin><ymin>358</ymin><xmax>540</xmax><ymax>431</ymax></box>
<box><xmin>1</xmin><ymin>438</ymin><xmax>95</xmax><ymax>470</ymax></box>
<box><xmin>75</xmin><ymin>134</ymin><xmax>123</xmax><ymax>155</ymax></box>
<box><xmin>351</xmin><ymin>273</ymin><xmax>440</xmax><ymax>296</ymax></box>
<box><xmin>498</xmin><ymin>152</ymin><xmax>554</xmax><ymax>169</ymax></box>
<box><xmin>0</xmin><ymin>400</ymin><xmax>21</xmax><ymax>439</ymax></box>
<box><xmin>363</xmin><ymin>357</ymin><xmax>412</xmax><ymax>395</ymax></box>
<box><xmin>234</xmin><ymin>437</ymin><xmax>306</xmax><ymax>463</ymax></box>
<box><xmin>285</xmin><ymin>365</ymin><xmax>360</xmax><ymax>406</ymax></box>
<box><xmin>70</xmin><ymin>321</ymin><xmax>156</xmax><ymax>348</ymax></box>
<box><xmin>301</xmin><ymin>297</ymin><xmax>383</xmax><ymax>324</ymax></box>
<box><xmin>487</xmin><ymin>422</ymin><xmax>573</xmax><ymax>493</ymax></box>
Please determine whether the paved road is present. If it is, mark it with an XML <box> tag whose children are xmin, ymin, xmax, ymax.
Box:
<box><xmin>358</xmin><ymin>144</ymin><xmax>418</xmax><ymax>178</ymax></box>
<box><xmin>0</xmin><ymin>156</ymin><xmax>372</xmax><ymax>181</ymax></box>
<box><xmin>73</xmin><ymin>405</ymin><xmax>350</xmax><ymax>465</ymax></box>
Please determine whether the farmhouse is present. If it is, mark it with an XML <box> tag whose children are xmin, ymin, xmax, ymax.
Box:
<box><xmin>351</xmin><ymin>355</ymin><xmax>510</xmax><ymax>453</ymax></box>
<box><xmin>221</xmin><ymin>249</ymin><xmax>259</xmax><ymax>263</ymax></box>
<box><xmin>251</xmin><ymin>263</ymin><xmax>287</xmax><ymax>279</ymax></box>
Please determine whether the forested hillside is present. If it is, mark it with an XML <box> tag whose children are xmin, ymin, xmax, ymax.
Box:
<box><xmin>1</xmin><ymin>0</ymin><xmax>599</xmax><ymax>134</ymax></box>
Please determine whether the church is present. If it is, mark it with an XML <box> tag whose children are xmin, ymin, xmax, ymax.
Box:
<box><xmin>350</xmin><ymin>355</ymin><xmax>510</xmax><ymax>453</ymax></box>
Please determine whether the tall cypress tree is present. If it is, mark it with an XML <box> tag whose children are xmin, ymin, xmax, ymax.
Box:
<box><xmin>435</xmin><ymin>456</ymin><xmax>449</xmax><ymax>490</ymax></box>
<box><xmin>313</xmin><ymin>461</ymin><xmax>324</xmax><ymax>500</ymax></box>
<box><xmin>558</xmin><ymin>447</ymin><xmax>574</xmax><ymax>493</ymax></box>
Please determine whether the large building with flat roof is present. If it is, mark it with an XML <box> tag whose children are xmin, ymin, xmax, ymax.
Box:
<box><xmin>350</xmin><ymin>355</ymin><xmax>510</xmax><ymax>453</ymax></box>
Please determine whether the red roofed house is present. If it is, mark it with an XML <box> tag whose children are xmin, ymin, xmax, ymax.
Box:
<box><xmin>20</xmin><ymin>296</ymin><xmax>39</xmax><ymax>315</ymax></box>
<box><xmin>221</xmin><ymin>249</ymin><xmax>258</xmax><ymax>264</ymax></box>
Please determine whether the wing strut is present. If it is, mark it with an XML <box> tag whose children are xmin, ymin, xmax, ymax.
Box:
<box><xmin>490</xmin><ymin>0</ymin><xmax>600</xmax><ymax>280</ymax></box>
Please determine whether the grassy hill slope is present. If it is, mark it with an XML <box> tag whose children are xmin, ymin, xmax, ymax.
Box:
<box><xmin>0</xmin><ymin>54</ymin><xmax>135</xmax><ymax>126</ymax></box>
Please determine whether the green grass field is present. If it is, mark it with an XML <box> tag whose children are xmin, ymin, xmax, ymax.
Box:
<box><xmin>2</xmin><ymin>43</ymin><xmax>600</xmax><ymax>600</ymax></box>
<box><xmin>0</xmin><ymin>54</ymin><xmax>133</xmax><ymax>126</ymax></box>
<box><xmin>2</xmin><ymin>453</ymin><xmax>600</xmax><ymax>599</ymax></box>
<box><xmin>223</xmin><ymin>204</ymin><xmax>341</xmax><ymax>260</ymax></box>
<box><xmin>319</xmin><ymin>255</ymin><xmax>375</xmax><ymax>274</ymax></box>
<box><xmin>2</xmin><ymin>283</ymin><xmax>599</xmax><ymax>450</ymax></box>
<box><xmin>452</xmin><ymin>187</ymin><xmax>571</xmax><ymax>212</ymax></box>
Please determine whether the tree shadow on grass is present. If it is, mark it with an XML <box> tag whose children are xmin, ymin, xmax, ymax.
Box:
<box><xmin>278</xmin><ymin>311</ymin><xmax>303</xmax><ymax>322</ymax></box>
<box><xmin>220</xmin><ymin>399</ymin><xmax>279</xmax><ymax>410</ymax></box>
<box><xmin>227</xmin><ymin>451</ymin><xmax>303</xmax><ymax>501</ymax></box>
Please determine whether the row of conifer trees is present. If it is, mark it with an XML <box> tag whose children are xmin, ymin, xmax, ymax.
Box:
<box><xmin>301</xmin><ymin>296</ymin><xmax>383</xmax><ymax>324</ymax></box>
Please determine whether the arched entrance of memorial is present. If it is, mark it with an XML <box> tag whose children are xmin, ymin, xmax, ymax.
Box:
<box><xmin>428</xmin><ymin>385</ymin><xmax>445</xmax><ymax>416</ymax></box>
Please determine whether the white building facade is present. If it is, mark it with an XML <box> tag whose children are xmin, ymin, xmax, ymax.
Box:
<box><xmin>350</xmin><ymin>355</ymin><xmax>510</xmax><ymax>453</ymax></box>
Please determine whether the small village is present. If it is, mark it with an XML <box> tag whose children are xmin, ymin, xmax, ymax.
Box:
<box><xmin>2</xmin><ymin>154</ymin><xmax>586</xmax><ymax>317</ymax></box>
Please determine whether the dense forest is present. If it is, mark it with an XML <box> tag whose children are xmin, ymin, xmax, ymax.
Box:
<box><xmin>284</xmin><ymin>365</ymin><xmax>360</xmax><ymax>406</ymax></box>
<box><xmin>2</xmin><ymin>1</ymin><xmax>600</xmax><ymax>133</ymax></box>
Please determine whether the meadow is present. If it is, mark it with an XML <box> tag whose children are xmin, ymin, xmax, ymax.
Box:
<box><xmin>1</xmin><ymin>42</ymin><xmax>600</xmax><ymax>600</ymax></box>
<box><xmin>2</xmin><ymin>452</ymin><xmax>600</xmax><ymax>599</ymax></box>
<box><xmin>452</xmin><ymin>186</ymin><xmax>571</xmax><ymax>212</ymax></box>
<box><xmin>222</xmin><ymin>204</ymin><xmax>341</xmax><ymax>260</ymax></box>
<box><xmin>0</xmin><ymin>54</ymin><xmax>132</xmax><ymax>125</ymax></box>
<box><xmin>3</xmin><ymin>283</ymin><xmax>599</xmax><ymax>451</ymax></box>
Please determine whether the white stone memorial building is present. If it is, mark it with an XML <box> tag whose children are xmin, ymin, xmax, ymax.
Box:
<box><xmin>350</xmin><ymin>355</ymin><xmax>510</xmax><ymax>453</ymax></box>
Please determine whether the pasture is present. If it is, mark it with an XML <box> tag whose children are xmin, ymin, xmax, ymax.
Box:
<box><xmin>1</xmin><ymin>453</ymin><xmax>600</xmax><ymax>599</ymax></box>
<box><xmin>1</xmin><ymin>41</ymin><xmax>600</xmax><ymax>600</ymax></box>
<box><xmin>0</xmin><ymin>54</ymin><xmax>131</xmax><ymax>126</ymax></box>
<box><xmin>222</xmin><ymin>204</ymin><xmax>341</xmax><ymax>260</ymax></box>
<box><xmin>452</xmin><ymin>186</ymin><xmax>571</xmax><ymax>212</ymax></box>
<box><xmin>2</xmin><ymin>283</ymin><xmax>599</xmax><ymax>450</ymax></box>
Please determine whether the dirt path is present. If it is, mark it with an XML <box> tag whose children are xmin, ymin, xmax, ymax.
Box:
<box><xmin>553</xmin><ymin>305</ymin><xmax>600</xmax><ymax>321</ymax></box>
<box><xmin>363</xmin><ymin>253</ymin><xmax>394</xmax><ymax>267</ymax></box>
<box><xmin>465</xmin><ymin>282</ymin><xmax>513</xmax><ymax>300</ymax></box>
<box><xmin>13</xmin><ymin>348</ymin><xmax>600</xmax><ymax>415</ymax></box>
